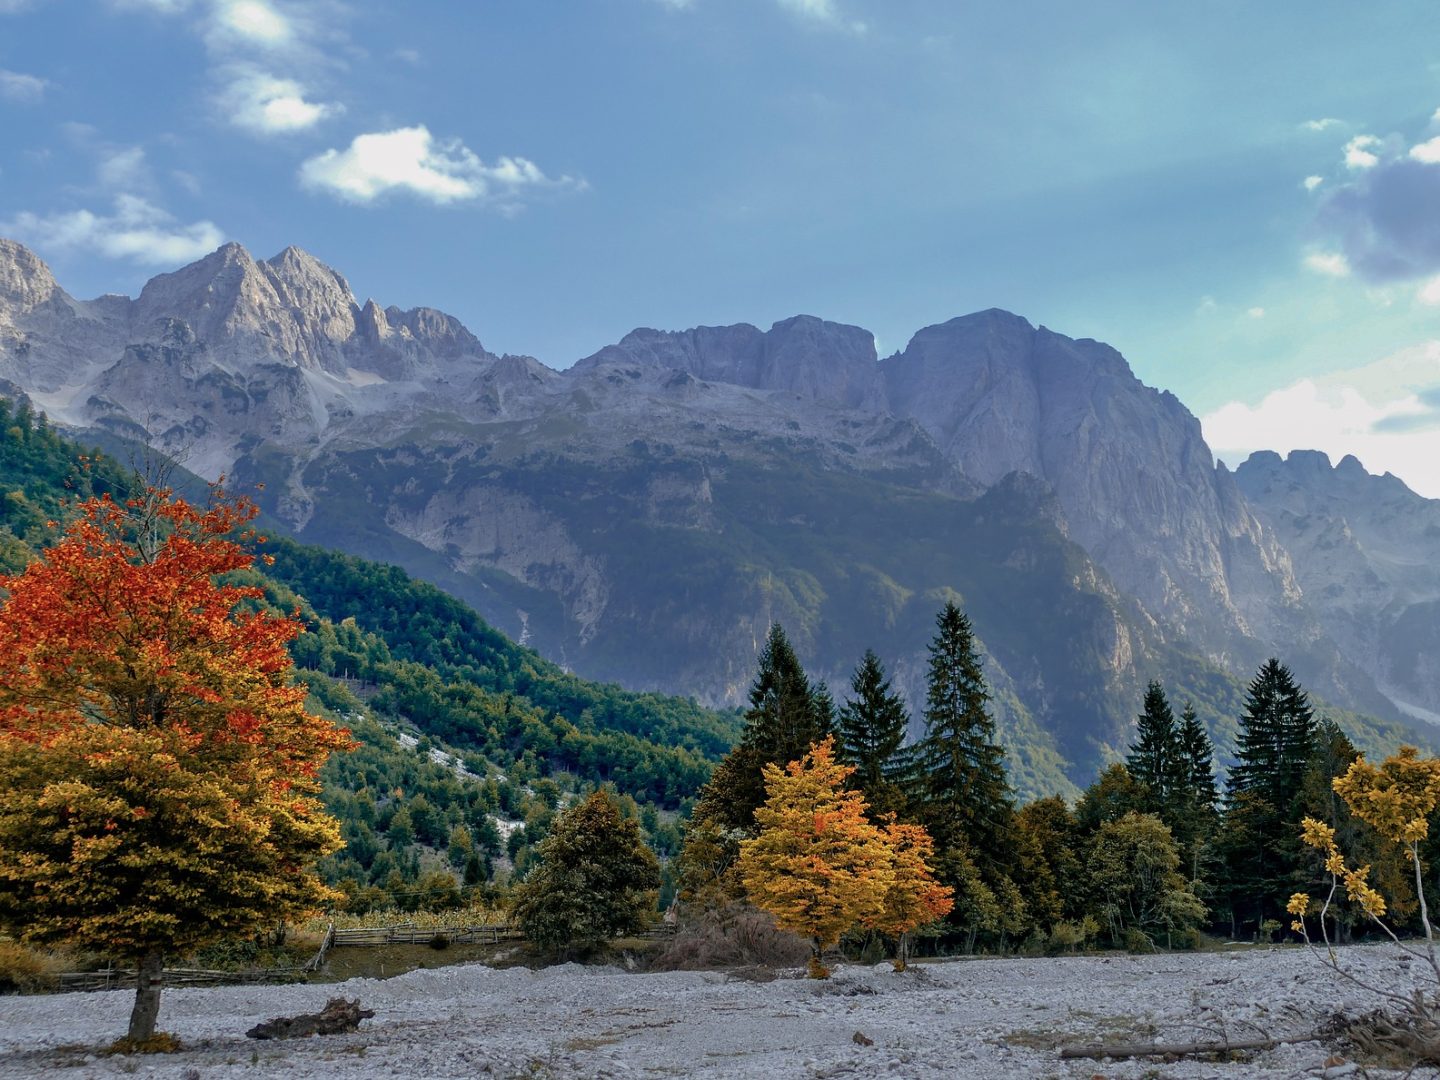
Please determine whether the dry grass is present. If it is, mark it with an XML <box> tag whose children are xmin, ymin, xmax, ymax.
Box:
<box><xmin>647</xmin><ymin>905</ymin><xmax>811</xmax><ymax>972</ymax></box>
<box><xmin>0</xmin><ymin>940</ymin><xmax>72</xmax><ymax>994</ymax></box>
<box><xmin>297</xmin><ymin>907</ymin><xmax>508</xmax><ymax>933</ymax></box>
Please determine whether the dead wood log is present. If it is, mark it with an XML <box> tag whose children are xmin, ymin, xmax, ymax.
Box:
<box><xmin>1060</xmin><ymin>1032</ymin><xmax>1322</xmax><ymax>1060</ymax></box>
<box><xmin>246</xmin><ymin>997</ymin><xmax>375</xmax><ymax>1040</ymax></box>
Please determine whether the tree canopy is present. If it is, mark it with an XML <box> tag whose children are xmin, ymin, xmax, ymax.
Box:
<box><xmin>0</xmin><ymin>486</ymin><xmax>351</xmax><ymax>1044</ymax></box>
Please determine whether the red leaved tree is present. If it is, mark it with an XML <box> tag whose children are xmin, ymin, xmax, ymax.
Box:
<box><xmin>0</xmin><ymin>484</ymin><xmax>351</xmax><ymax>1047</ymax></box>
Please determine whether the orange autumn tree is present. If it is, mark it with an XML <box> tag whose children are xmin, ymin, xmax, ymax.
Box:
<box><xmin>865</xmin><ymin>817</ymin><xmax>953</xmax><ymax>971</ymax></box>
<box><xmin>738</xmin><ymin>737</ymin><xmax>895</xmax><ymax>978</ymax></box>
<box><xmin>0</xmin><ymin>484</ymin><xmax>352</xmax><ymax>1048</ymax></box>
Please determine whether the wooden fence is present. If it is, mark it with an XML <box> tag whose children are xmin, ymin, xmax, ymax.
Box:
<box><xmin>330</xmin><ymin>923</ymin><xmax>524</xmax><ymax>947</ymax></box>
<box><xmin>57</xmin><ymin>965</ymin><xmax>307</xmax><ymax>992</ymax></box>
<box><xmin>50</xmin><ymin>919</ymin><xmax>672</xmax><ymax>992</ymax></box>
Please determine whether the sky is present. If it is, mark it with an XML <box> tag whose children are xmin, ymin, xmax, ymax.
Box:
<box><xmin>3</xmin><ymin>1</ymin><xmax>1440</xmax><ymax>494</ymax></box>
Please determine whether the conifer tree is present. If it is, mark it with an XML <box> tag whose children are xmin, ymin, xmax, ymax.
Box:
<box><xmin>837</xmin><ymin>650</ymin><xmax>911</xmax><ymax>819</ymax></box>
<box><xmin>1126</xmin><ymin>681</ymin><xmax>1184</xmax><ymax>810</ymax></box>
<box><xmin>708</xmin><ymin>623</ymin><xmax>833</xmax><ymax>831</ymax></box>
<box><xmin>1228</xmin><ymin>658</ymin><xmax>1316</xmax><ymax>813</ymax></box>
<box><xmin>1176</xmin><ymin>702</ymin><xmax>1219</xmax><ymax>814</ymax></box>
<box><xmin>1172</xmin><ymin>701</ymin><xmax>1220</xmax><ymax>882</ymax></box>
<box><xmin>1218</xmin><ymin>658</ymin><xmax>1319</xmax><ymax>934</ymax></box>
<box><xmin>510</xmin><ymin>790</ymin><xmax>660</xmax><ymax>957</ymax></box>
<box><xmin>677</xmin><ymin>624</ymin><xmax>832</xmax><ymax>898</ymax></box>
<box><xmin>913</xmin><ymin>603</ymin><xmax>1014</xmax><ymax>891</ymax></box>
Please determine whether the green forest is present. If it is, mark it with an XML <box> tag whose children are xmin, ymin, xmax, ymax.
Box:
<box><xmin>1</xmin><ymin>394</ymin><xmax>1436</xmax><ymax>953</ymax></box>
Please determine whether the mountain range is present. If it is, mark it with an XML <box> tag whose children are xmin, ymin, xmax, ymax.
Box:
<box><xmin>2</xmin><ymin>236</ymin><xmax>1433</xmax><ymax>794</ymax></box>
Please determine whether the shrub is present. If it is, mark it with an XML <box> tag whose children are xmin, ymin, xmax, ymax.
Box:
<box><xmin>649</xmin><ymin>904</ymin><xmax>811</xmax><ymax>971</ymax></box>
<box><xmin>0</xmin><ymin>940</ymin><xmax>65</xmax><ymax>994</ymax></box>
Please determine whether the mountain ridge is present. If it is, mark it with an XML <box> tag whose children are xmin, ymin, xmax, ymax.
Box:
<box><xmin>1</xmin><ymin>237</ymin><xmax>1430</xmax><ymax>789</ymax></box>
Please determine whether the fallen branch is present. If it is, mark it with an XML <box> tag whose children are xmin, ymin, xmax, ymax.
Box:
<box><xmin>1060</xmin><ymin>1032</ymin><xmax>1322</xmax><ymax>1060</ymax></box>
<box><xmin>246</xmin><ymin>998</ymin><xmax>375</xmax><ymax>1040</ymax></box>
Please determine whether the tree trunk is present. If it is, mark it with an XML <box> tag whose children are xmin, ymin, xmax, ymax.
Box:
<box><xmin>127</xmin><ymin>953</ymin><xmax>164</xmax><ymax>1042</ymax></box>
<box><xmin>894</xmin><ymin>932</ymin><xmax>909</xmax><ymax>972</ymax></box>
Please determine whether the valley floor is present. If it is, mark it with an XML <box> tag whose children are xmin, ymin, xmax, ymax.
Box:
<box><xmin>0</xmin><ymin>945</ymin><xmax>1421</xmax><ymax>1078</ymax></box>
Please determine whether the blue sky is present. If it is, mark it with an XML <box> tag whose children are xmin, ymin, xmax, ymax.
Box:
<box><xmin>4</xmin><ymin>1</ymin><xmax>1440</xmax><ymax>493</ymax></box>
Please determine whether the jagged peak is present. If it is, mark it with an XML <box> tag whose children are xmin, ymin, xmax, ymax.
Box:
<box><xmin>0</xmin><ymin>237</ymin><xmax>61</xmax><ymax>305</ymax></box>
<box><xmin>261</xmin><ymin>244</ymin><xmax>356</xmax><ymax>304</ymax></box>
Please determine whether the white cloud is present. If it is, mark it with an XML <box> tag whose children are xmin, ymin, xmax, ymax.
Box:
<box><xmin>1409</xmin><ymin>136</ymin><xmax>1440</xmax><ymax>164</ymax></box>
<box><xmin>1302</xmin><ymin>117</ymin><xmax>1342</xmax><ymax>132</ymax></box>
<box><xmin>97</xmin><ymin>146</ymin><xmax>149</xmax><ymax>189</ymax></box>
<box><xmin>1247</xmin><ymin>307</ymin><xmax>1265</xmax><ymax>319</ymax></box>
<box><xmin>776</xmin><ymin>0</ymin><xmax>866</xmax><ymax>33</ymax></box>
<box><xmin>1196</xmin><ymin>295</ymin><xmax>1218</xmax><ymax>314</ymax></box>
<box><xmin>222</xmin><ymin>67</ymin><xmax>339</xmax><ymax>134</ymax></box>
<box><xmin>0</xmin><ymin>68</ymin><xmax>47</xmax><ymax>103</ymax></box>
<box><xmin>2</xmin><ymin>194</ymin><xmax>224</xmax><ymax>265</ymax></box>
<box><xmin>1201</xmin><ymin>341</ymin><xmax>1440</xmax><ymax>498</ymax></box>
<box><xmin>1304</xmin><ymin>251</ymin><xmax>1351</xmax><ymax>277</ymax></box>
<box><xmin>649</xmin><ymin>0</ymin><xmax>694</xmax><ymax>7</ymax></box>
<box><xmin>1417</xmin><ymin>276</ymin><xmax>1440</xmax><ymax>307</ymax></box>
<box><xmin>1344</xmin><ymin>134</ymin><xmax>1382</xmax><ymax>169</ymax></box>
<box><xmin>1302</xmin><ymin>175</ymin><xmax>1324</xmax><ymax>192</ymax></box>
<box><xmin>211</xmin><ymin>0</ymin><xmax>292</xmax><ymax>47</ymax></box>
<box><xmin>299</xmin><ymin>126</ymin><xmax>584</xmax><ymax>208</ymax></box>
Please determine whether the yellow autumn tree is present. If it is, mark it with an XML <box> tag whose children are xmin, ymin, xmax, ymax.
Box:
<box><xmin>1288</xmin><ymin>746</ymin><xmax>1440</xmax><ymax>1037</ymax></box>
<box><xmin>738</xmin><ymin>737</ymin><xmax>894</xmax><ymax>978</ymax></box>
<box><xmin>865</xmin><ymin>817</ymin><xmax>953</xmax><ymax>970</ymax></box>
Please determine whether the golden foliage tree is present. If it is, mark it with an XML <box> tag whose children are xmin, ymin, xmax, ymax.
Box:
<box><xmin>738</xmin><ymin>737</ymin><xmax>894</xmax><ymax>977</ymax></box>
<box><xmin>0</xmin><ymin>486</ymin><xmax>352</xmax><ymax>1046</ymax></box>
<box><xmin>864</xmin><ymin>817</ymin><xmax>953</xmax><ymax>970</ymax></box>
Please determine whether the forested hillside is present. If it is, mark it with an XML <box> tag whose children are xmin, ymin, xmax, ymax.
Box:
<box><xmin>0</xmin><ymin>396</ymin><xmax>739</xmax><ymax>910</ymax></box>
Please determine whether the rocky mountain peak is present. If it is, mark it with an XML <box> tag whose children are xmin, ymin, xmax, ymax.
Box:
<box><xmin>573</xmin><ymin>315</ymin><xmax>882</xmax><ymax>409</ymax></box>
<box><xmin>0</xmin><ymin>238</ymin><xmax>64</xmax><ymax>310</ymax></box>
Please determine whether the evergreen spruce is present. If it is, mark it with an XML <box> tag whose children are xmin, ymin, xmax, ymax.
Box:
<box><xmin>836</xmin><ymin>649</ymin><xmax>912</xmax><ymax>819</ymax></box>
<box><xmin>1228</xmin><ymin>658</ymin><xmax>1316</xmax><ymax>813</ymax></box>
<box><xmin>1176</xmin><ymin>702</ymin><xmax>1219</xmax><ymax>815</ymax></box>
<box><xmin>914</xmin><ymin>603</ymin><xmax>1013</xmax><ymax>878</ymax></box>
<box><xmin>682</xmin><ymin>623</ymin><xmax>833</xmax><ymax>859</ymax></box>
<box><xmin>1218</xmin><ymin>658</ymin><xmax>1319</xmax><ymax>934</ymax></box>
<box><xmin>1125</xmin><ymin>681</ymin><xmax>1185</xmax><ymax>811</ymax></box>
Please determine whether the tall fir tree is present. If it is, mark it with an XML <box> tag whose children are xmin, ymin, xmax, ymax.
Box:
<box><xmin>678</xmin><ymin>623</ymin><xmax>833</xmax><ymax>898</ymax></box>
<box><xmin>1218</xmin><ymin>658</ymin><xmax>1319</xmax><ymax>934</ymax></box>
<box><xmin>1227</xmin><ymin>658</ymin><xmax>1317</xmax><ymax>813</ymax></box>
<box><xmin>836</xmin><ymin>649</ymin><xmax>912</xmax><ymax>820</ymax></box>
<box><xmin>1125</xmin><ymin>681</ymin><xmax>1186</xmax><ymax>812</ymax></box>
<box><xmin>1176</xmin><ymin>702</ymin><xmax>1219</xmax><ymax>815</ymax></box>
<box><xmin>913</xmin><ymin>603</ymin><xmax>1013</xmax><ymax>883</ymax></box>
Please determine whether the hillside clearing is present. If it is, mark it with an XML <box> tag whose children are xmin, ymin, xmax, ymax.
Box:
<box><xmin>0</xmin><ymin>944</ymin><xmax>1421</xmax><ymax>1078</ymax></box>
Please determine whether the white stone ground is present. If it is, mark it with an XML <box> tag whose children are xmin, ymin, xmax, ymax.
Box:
<box><xmin>0</xmin><ymin>945</ymin><xmax>1429</xmax><ymax>1078</ymax></box>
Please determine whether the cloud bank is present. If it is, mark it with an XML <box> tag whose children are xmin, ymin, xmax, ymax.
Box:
<box><xmin>1202</xmin><ymin>341</ymin><xmax>1440</xmax><ymax>498</ymax></box>
<box><xmin>299</xmin><ymin>126</ymin><xmax>583</xmax><ymax>209</ymax></box>
<box><xmin>2</xmin><ymin>194</ymin><xmax>225</xmax><ymax>265</ymax></box>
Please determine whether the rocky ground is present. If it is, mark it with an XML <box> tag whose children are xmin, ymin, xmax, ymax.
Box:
<box><xmin>0</xmin><ymin>944</ymin><xmax>1426</xmax><ymax>1078</ymax></box>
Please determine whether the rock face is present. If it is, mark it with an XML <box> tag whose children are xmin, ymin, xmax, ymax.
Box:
<box><xmin>574</xmin><ymin>315</ymin><xmax>887</xmax><ymax>410</ymax></box>
<box><xmin>1236</xmin><ymin>450</ymin><xmax>1440</xmax><ymax>721</ymax></box>
<box><xmin>879</xmin><ymin>312</ymin><xmax>1326</xmax><ymax>663</ymax></box>
<box><xmin>0</xmin><ymin>237</ymin><xmax>1428</xmax><ymax>789</ymax></box>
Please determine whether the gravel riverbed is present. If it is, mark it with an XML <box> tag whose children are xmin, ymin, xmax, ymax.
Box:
<box><xmin>0</xmin><ymin>944</ymin><xmax>1425</xmax><ymax>1078</ymax></box>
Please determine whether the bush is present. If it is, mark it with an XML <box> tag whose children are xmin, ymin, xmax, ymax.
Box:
<box><xmin>649</xmin><ymin>904</ymin><xmax>812</xmax><ymax>971</ymax></box>
<box><xmin>1122</xmin><ymin>927</ymin><xmax>1155</xmax><ymax>954</ymax></box>
<box><xmin>1046</xmin><ymin>917</ymin><xmax>1099</xmax><ymax>954</ymax></box>
<box><xmin>0</xmin><ymin>940</ymin><xmax>65</xmax><ymax>994</ymax></box>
